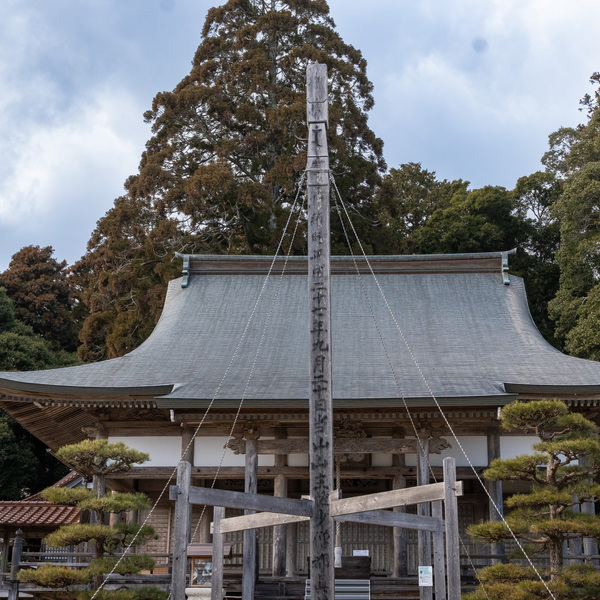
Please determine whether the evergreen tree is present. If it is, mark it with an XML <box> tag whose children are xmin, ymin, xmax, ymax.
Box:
<box><xmin>466</xmin><ymin>400</ymin><xmax>600</xmax><ymax>600</ymax></box>
<box><xmin>74</xmin><ymin>0</ymin><xmax>384</xmax><ymax>362</ymax></box>
<box><xmin>0</xmin><ymin>245</ymin><xmax>81</xmax><ymax>353</ymax></box>
<box><xmin>369</xmin><ymin>162</ymin><xmax>466</xmax><ymax>254</ymax></box>
<box><xmin>545</xmin><ymin>73</ymin><xmax>600</xmax><ymax>359</ymax></box>
<box><xmin>20</xmin><ymin>440</ymin><xmax>167</xmax><ymax>600</ymax></box>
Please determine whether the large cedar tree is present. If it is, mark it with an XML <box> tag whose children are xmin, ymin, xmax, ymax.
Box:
<box><xmin>74</xmin><ymin>0</ymin><xmax>385</xmax><ymax>361</ymax></box>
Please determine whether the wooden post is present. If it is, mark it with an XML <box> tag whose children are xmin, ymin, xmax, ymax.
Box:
<box><xmin>171</xmin><ymin>461</ymin><xmax>192</xmax><ymax>600</ymax></box>
<box><xmin>286</xmin><ymin>519</ymin><xmax>298</xmax><ymax>577</ymax></box>
<box><xmin>243</xmin><ymin>437</ymin><xmax>258</xmax><ymax>600</ymax></box>
<box><xmin>1</xmin><ymin>528</ymin><xmax>9</xmax><ymax>582</ymax></box>
<box><xmin>307</xmin><ymin>61</ymin><xmax>334</xmax><ymax>600</ymax></box>
<box><xmin>580</xmin><ymin>457</ymin><xmax>599</xmax><ymax>564</ymax></box>
<box><xmin>212</xmin><ymin>506</ymin><xmax>225</xmax><ymax>600</ymax></box>
<box><xmin>272</xmin><ymin>427</ymin><xmax>288</xmax><ymax>577</ymax></box>
<box><xmin>392</xmin><ymin>428</ymin><xmax>408</xmax><ymax>578</ymax></box>
<box><xmin>181</xmin><ymin>426</ymin><xmax>195</xmax><ymax>464</ymax></box>
<box><xmin>8</xmin><ymin>529</ymin><xmax>22</xmax><ymax>600</ymax></box>
<box><xmin>485</xmin><ymin>426</ymin><xmax>504</xmax><ymax>563</ymax></box>
<box><xmin>431</xmin><ymin>501</ymin><xmax>446</xmax><ymax>600</ymax></box>
<box><xmin>417</xmin><ymin>437</ymin><xmax>432</xmax><ymax>600</ymax></box>
<box><xmin>444</xmin><ymin>457</ymin><xmax>461</xmax><ymax>600</ymax></box>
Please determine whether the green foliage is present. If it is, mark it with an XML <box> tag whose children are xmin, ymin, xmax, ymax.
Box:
<box><xmin>0</xmin><ymin>409</ymin><xmax>69</xmax><ymax>499</ymax></box>
<box><xmin>467</xmin><ymin>400</ymin><xmax>600</xmax><ymax>597</ymax></box>
<box><xmin>41</xmin><ymin>487</ymin><xmax>96</xmax><ymax>506</ymax></box>
<box><xmin>78</xmin><ymin>588</ymin><xmax>169</xmax><ymax>600</ymax></box>
<box><xmin>76</xmin><ymin>492</ymin><xmax>151</xmax><ymax>515</ymax></box>
<box><xmin>19</xmin><ymin>564</ymin><xmax>90</xmax><ymax>588</ymax></box>
<box><xmin>543</xmin><ymin>74</ymin><xmax>600</xmax><ymax>358</ymax></box>
<box><xmin>45</xmin><ymin>523</ymin><xmax>121</xmax><ymax>549</ymax></box>
<box><xmin>24</xmin><ymin>440</ymin><xmax>161</xmax><ymax>597</ymax></box>
<box><xmin>56</xmin><ymin>439</ymin><xmax>149</xmax><ymax>476</ymax></box>
<box><xmin>0</xmin><ymin>245</ymin><xmax>82</xmax><ymax>352</ymax></box>
<box><xmin>74</xmin><ymin>0</ymin><xmax>385</xmax><ymax>361</ymax></box>
<box><xmin>86</xmin><ymin>554</ymin><xmax>155</xmax><ymax>577</ymax></box>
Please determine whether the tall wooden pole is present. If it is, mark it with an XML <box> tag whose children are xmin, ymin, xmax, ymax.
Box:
<box><xmin>243</xmin><ymin>437</ymin><xmax>259</xmax><ymax>600</ymax></box>
<box><xmin>171</xmin><ymin>460</ymin><xmax>191</xmax><ymax>600</ymax></box>
<box><xmin>306</xmin><ymin>62</ymin><xmax>335</xmax><ymax>600</ymax></box>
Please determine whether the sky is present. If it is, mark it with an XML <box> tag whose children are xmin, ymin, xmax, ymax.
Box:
<box><xmin>0</xmin><ymin>0</ymin><xmax>599</xmax><ymax>271</ymax></box>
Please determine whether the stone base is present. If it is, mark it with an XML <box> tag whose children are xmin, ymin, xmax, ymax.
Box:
<box><xmin>185</xmin><ymin>587</ymin><xmax>223</xmax><ymax>600</ymax></box>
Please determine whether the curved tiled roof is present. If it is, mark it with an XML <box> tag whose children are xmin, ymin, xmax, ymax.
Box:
<box><xmin>0</xmin><ymin>502</ymin><xmax>80</xmax><ymax>528</ymax></box>
<box><xmin>1</xmin><ymin>252</ymin><xmax>600</xmax><ymax>410</ymax></box>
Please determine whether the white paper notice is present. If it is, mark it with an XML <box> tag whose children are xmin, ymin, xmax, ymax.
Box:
<box><xmin>418</xmin><ymin>566</ymin><xmax>433</xmax><ymax>587</ymax></box>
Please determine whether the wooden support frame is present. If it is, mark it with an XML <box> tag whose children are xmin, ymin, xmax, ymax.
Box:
<box><xmin>169</xmin><ymin>485</ymin><xmax>314</xmax><ymax>516</ymax></box>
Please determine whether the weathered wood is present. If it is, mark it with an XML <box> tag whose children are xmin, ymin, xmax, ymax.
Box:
<box><xmin>218</xmin><ymin>512</ymin><xmax>310</xmax><ymax>534</ymax></box>
<box><xmin>330</xmin><ymin>481</ymin><xmax>462</xmax><ymax>516</ymax></box>
<box><xmin>109</xmin><ymin>464</ymin><xmax>484</xmax><ymax>479</ymax></box>
<box><xmin>286</xmin><ymin>516</ymin><xmax>298</xmax><ymax>577</ymax></box>
<box><xmin>8</xmin><ymin>529</ymin><xmax>23</xmax><ymax>600</ymax></box>
<box><xmin>217</xmin><ymin>506</ymin><xmax>442</xmax><ymax>534</ymax></box>
<box><xmin>580</xmin><ymin>457</ymin><xmax>599</xmax><ymax>564</ymax></box>
<box><xmin>227</xmin><ymin>437</ymin><xmax>450</xmax><ymax>455</ymax></box>
<box><xmin>444</xmin><ymin>457</ymin><xmax>461</xmax><ymax>600</ymax></box>
<box><xmin>335</xmin><ymin>510</ymin><xmax>442</xmax><ymax>532</ymax></box>
<box><xmin>417</xmin><ymin>438</ymin><xmax>432</xmax><ymax>600</ymax></box>
<box><xmin>392</xmin><ymin>472</ymin><xmax>408</xmax><ymax>578</ymax></box>
<box><xmin>243</xmin><ymin>438</ymin><xmax>258</xmax><ymax>600</ymax></box>
<box><xmin>272</xmin><ymin>427</ymin><xmax>288</xmax><ymax>577</ymax></box>
<box><xmin>171</xmin><ymin>461</ymin><xmax>191</xmax><ymax>600</ymax></box>
<box><xmin>486</xmin><ymin>425</ymin><xmax>504</xmax><ymax>562</ymax></box>
<box><xmin>431</xmin><ymin>501</ymin><xmax>447</xmax><ymax>600</ymax></box>
<box><xmin>307</xmin><ymin>61</ymin><xmax>334</xmax><ymax>600</ymax></box>
<box><xmin>1</xmin><ymin>528</ymin><xmax>9</xmax><ymax>582</ymax></box>
<box><xmin>172</xmin><ymin>485</ymin><xmax>314</xmax><ymax>516</ymax></box>
<box><xmin>211</xmin><ymin>506</ymin><xmax>225</xmax><ymax>600</ymax></box>
<box><xmin>181</xmin><ymin>426</ymin><xmax>194</xmax><ymax>464</ymax></box>
<box><xmin>272</xmin><ymin>473</ymin><xmax>288</xmax><ymax>576</ymax></box>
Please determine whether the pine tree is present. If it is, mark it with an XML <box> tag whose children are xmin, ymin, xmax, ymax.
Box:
<box><xmin>74</xmin><ymin>0</ymin><xmax>384</xmax><ymax>362</ymax></box>
<box><xmin>466</xmin><ymin>400</ymin><xmax>600</xmax><ymax>600</ymax></box>
<box><xmin>19</xmin><ymin>440</ymin><xmax>167</xmax><ymax>600</ymax></box>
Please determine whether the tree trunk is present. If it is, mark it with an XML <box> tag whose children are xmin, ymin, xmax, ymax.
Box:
<box><xmin>549</xmin><ymin>538</ymin><xmax>563</xmax><ymax>579</ymax></box>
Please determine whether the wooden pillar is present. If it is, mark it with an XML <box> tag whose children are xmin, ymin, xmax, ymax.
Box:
<box><xmin>171</xmin><ymin>461</ymin><xmax>192</xmax><ymax>600</ymax></box>
<box><xmin>580</xmin><ymin>457</ymin><xmax>599</xmax><ymax>564</ymax></box>
<box><xmin>286</xmin><ymin>505</ymin><xmax>298</xmax><ymax>577</ymax></box>
<box><xmin>243</xmin><ymin>437</ymin><xmax>258</xmax><ymax>600</ymax></box>
<box><xmin>307</xmin><ymin>61</ymin><xmax>334</xmax><ymax>600</ymax></box>
<box><xmin>1</xmin><ymin>529</ymin><xmax>10</xmax><ymax>582</ymax></box>
<box><xmin>444</xmin><ymin>457</ymin><xmax>461</xmax><ymax>600</ymax></box>
<box><xmin>211</xmin><ymin>506</ymin><xmax>225</xmax><ymax>600</ymax></box>
<box><xmin>417</xmin><ymin>437</ymin><xmax>432</xmax><ymax>600</ymax></box>
<box><xmin>485</xmin><ymin>426</ymin><xmax>504</xmax><ymax>562</ymax></box>
<box><xmin>431</xmin><ymin>501</ymin><xmax>446</xmax><ymax>600</ymax></box>
<box><xmin>8</xmin><ymin>529</ymin><xmax>22</xmax><ymax>600</ymax></box>
<box><xmin>272</xmin><ymin>427</ymin><xmax>288</xmax><ymax>577</ymax></box>
<box><xmin>181</xmin><ymin>426</ymin><xmax>195</xmax><ymax>464</ymax></box>
<box><xmin>392</xmin><ymin>429</ymin><xmax>408</xmax><ymax>578</ymax></box>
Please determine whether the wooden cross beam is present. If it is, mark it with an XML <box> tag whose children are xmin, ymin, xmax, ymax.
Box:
<box><xmin>215</xmin><ymin>507</ymin><xmax>444</xmax><ymax>535</ymax></box>
<box><xmin>226</xmin><ymin>436</ymin><xmax>451</xmax><ymax>455</ymax></box>
<box><xmin>169</xmin><ymin>484</ymin><xmax>313</xmax><ymax>517</ymax></box>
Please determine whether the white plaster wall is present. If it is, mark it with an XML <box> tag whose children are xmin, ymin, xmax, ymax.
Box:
<box><xmin>405</xmin><ymin>436</ymin><xmax>488</xmax><ymax>467</ymax></box>
<box><xmin>193</xmin><ymin>436</ymin><xmax>274</xmax><ymax>467</ymax></box>
<box><xmin>500</xmin><ymin>436</ymin><xmax>539</xmax><ymax>460</ymax></box>
<box><xmin>372</xmin><ymin>453</ymin><xmax>393</xmax><ymax>467</ymax></box>
<box><xmin>108</xmin><ymin>436</ymin><xmax>181</xmax><ymax>467</ymax></box>
<box><xmin>288</xmin><ymin>453</ymin><xmax>309</xmax><ymax>467</ymax></box>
